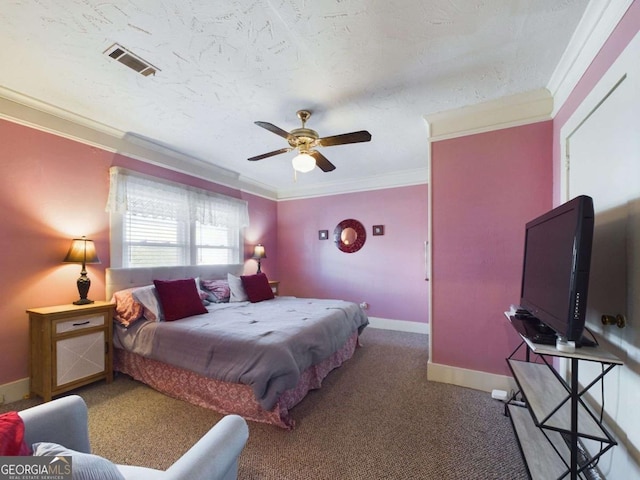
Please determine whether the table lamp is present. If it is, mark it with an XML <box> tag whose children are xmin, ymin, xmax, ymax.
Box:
<box><xmin>252</xmin><ymin>244</ymin><xmax>266</xmax><ymax>273</ymax></box>
<box><xmin>64</xmin><ymin>236</ymin><xmax>101</xmax><ymax>305</ymax></box>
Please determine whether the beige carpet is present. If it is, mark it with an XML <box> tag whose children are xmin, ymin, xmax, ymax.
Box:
<box><xmin>4</xmin><ymin>328</ymin><xmax>527</xmax><ymax>479</ymax></box>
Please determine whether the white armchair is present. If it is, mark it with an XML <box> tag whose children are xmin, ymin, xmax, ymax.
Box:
<box><xmin>18</xmin><ymin>395</ymin><xmax>249</xmax><ymax>480</ymax></box>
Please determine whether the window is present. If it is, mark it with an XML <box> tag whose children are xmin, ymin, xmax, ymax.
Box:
<box><xmin>106</xmin><ymin>167</ymin><xmax>249</xmax><ymax>267</ymax></box>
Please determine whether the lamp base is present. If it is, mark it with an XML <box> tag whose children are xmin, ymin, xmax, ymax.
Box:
<box><xmin>73</xmin><ymin>298</ymin><xmax>94</xmax><ymax>305</ymax></box>
<box><xmin>74</xmin><ymin>270</ymin><xmax>94</xmax><ymax>306</ymax></box>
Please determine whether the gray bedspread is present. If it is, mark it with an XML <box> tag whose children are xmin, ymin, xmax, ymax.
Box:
<box><xmin>114</xmin><ymin>296</ymin><xmax>368</xmax><ymax>410</ymax></box>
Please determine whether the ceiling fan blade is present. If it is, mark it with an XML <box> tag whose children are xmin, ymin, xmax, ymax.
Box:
<box><xmin>310</xmin><ymin>150</ymin><xmax>336</xmax><ymax>172</ymax></box>
<box><xmin>318</xmin><ymin>130</ymin><xmax>371</xmax><ymax>147</ymax></box>
<box><xmin>248</xmin><ymin>148</ymin><xmax>292</xmax><ymax>161</ymax></box>
<box><xmin>254</xmin><ymin>121</ymin><xmax>292</xmax><ymax>140</ymax></box>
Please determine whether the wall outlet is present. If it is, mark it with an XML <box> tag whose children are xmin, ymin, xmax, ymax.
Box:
<box><xmin>359</xmin><ymin>302</ymin><xmax>369</xmax><ymax>310</ymax></box>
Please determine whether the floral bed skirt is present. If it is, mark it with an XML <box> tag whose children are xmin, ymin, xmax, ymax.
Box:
<box><xmin>114</xmin><ymin>331</ymin><xmax>359</xmax><ymax>429</ymax></box>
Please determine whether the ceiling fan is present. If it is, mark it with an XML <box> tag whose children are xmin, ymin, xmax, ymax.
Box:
<box><xmin>248</xmin><ymin>110</ymin><xmax>372</xmax><ymax>173</ymax></box>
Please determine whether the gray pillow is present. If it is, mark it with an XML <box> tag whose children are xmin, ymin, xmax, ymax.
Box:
<box><xmin>227</xmin><ymin>273</ymin><xmax>249</xmax><ymax>302</ymax></box>
<box><xmin>32</xmin><ymin>442</ymin><xmax>125</xmax><ymax>480</ymax></box>
<box><xmin>131</xmin><ymin>284</ymin><xmax>164</xmax><ymax>322</ymax></box>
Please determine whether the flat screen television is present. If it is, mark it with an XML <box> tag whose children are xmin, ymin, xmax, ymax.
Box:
<box><xmin>519</xmin><ymin>195</ymin><xmax>595</xmax><ymax>343</ymax></box>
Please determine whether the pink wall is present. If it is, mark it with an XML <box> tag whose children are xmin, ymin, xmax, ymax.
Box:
<box><xmin>0</xmin><ymin>120</ymin><xmax>277</xmax><ymax>385</ymax></box>
<box><xmin>428</xmin><ymin>1</ymin><xmax>639</xmax><ymax>379</ymax></box>
<box><xmin>6</xmin><ymin>2</ymin><xmax>634</xmax><ymax>388</ymax></box>
<box><xmin>277</xmin><ymin>184</ymin><xmax>429</xmax><ymax>324</ymax></box>
<box><xmin>431</xmin><ymin>121</ymin><xmax>552</xmax><ymax>376</ymax></box>
<box><xmin>241</xmin><ymin>192</ymin><xmax>278</xmax><ymax>280</ymax></box>
<box><xmin>553</xmin><ymin>1</ymin><xmax>640</xmax><ymax>204</ymax></box>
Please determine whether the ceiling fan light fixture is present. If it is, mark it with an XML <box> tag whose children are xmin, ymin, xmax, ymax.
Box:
<box><xmin>249</xmin><ymin>110</ymin><xmax>371</xmax><ymax>173</ymax></box>
<box><xmin>292</xmin><ymin>153</ymin><xmax>315</xmax><ymax>173</ymax></box>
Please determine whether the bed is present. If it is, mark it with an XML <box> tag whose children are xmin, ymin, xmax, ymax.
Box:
<box><xmin>106</xmin><ymin>265</ymin><xmax>368</xmax><ymax>429</ymax></box>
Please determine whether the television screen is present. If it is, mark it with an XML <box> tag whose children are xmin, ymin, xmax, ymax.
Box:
<box><xmin>520</xmin><ymin>195</ymin><xmax>594</xmax><ymax>342</ymax></box>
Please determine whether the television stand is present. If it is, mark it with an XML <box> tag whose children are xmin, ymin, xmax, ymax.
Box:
<box><xmin>510</xmin><ymin>314</ymin><xmax>598</xmax><ymax>348</ymax></box>
<box><xmin>504</xmin><ymin>312</ymin><xmax>622</xmax><ymax>480</ymax></box>
<box><xmin>509</xmin><ymin>315</ymin><xmax>557</xmax><ymax>345</ymax></box>
<box><xmin>577</xmin><ymin>336</ymin><xmax>597</xmax><ymax>348</ymax></box>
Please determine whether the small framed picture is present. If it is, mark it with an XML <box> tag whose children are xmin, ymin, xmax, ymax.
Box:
<box><xmin>373</xmin><ymin>225</ymin><xmax>385</xmax><ymax>236</ymax></box>
<box><xmin>318</xmin><ymin>230</ymin><xmax>329</xmax><ymax>240</ymax></box>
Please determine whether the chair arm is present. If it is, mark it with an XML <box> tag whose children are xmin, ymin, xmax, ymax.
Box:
<box><xmin>162</xmin><ymin>415</ymin><xmax>249</xmax><ymax>480</ymax></box>
<box><xmin>18</xmin><ymin>395</ymin><xmax>91</xmax><ymax>453</ymax></box>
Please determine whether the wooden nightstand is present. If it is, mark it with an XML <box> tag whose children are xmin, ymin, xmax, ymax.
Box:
<box><xmin>268</xmin><ymin>280</ymin><xmax>280</xmax><ymax>296</ymax></box>
<box><xmin>27</xmin><ymin>301</ymin><xmax>114</xmax><ymax>401</ymax></box>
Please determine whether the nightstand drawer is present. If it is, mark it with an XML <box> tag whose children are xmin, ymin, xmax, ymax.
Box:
<box><xmin>55</xmin><ymin>313</ymin><xmax>106</xmax><ymax>334</ymax></box>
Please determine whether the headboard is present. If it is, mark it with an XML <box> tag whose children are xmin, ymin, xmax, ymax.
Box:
<box><xmin>105</xmin><ymin>264</ymin><xmax>244</xmax><ymax>299</ymax></box>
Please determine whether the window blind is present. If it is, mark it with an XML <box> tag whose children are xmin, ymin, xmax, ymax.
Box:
<box><xmin>106</xmin><ymin>167</ymin><xmax>249</xmax><ymax>267</ymax></box>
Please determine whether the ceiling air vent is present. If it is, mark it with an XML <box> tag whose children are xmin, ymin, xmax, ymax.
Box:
<box><xmin>104</xmin><ymin>43</ymin><xmax>159</xmax><ymax>77</ymax></box>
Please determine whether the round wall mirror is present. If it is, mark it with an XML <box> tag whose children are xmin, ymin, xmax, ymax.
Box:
<box><xmin>334</xmin><ymin>219</ymin><xmax>366</xmax><ymax>253</ymax></box>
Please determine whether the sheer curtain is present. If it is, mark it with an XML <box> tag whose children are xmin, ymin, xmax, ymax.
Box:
<box><xmin>106</xmin><ymin>167</ymin><xmax>249</xmax><ymax>229</ymax></box>
<box><xmin>106</xmin><ymin>167</ymin><xmax>249</xmax><ymax>267</ymax></box>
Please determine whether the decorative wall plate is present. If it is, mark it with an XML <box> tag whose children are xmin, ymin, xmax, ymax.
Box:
<box><xmin>334</xmin><ymin>219</ymin><xmax>366</xmax><ymax>253</ymax></box>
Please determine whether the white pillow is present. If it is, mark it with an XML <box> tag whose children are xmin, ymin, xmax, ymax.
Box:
<box><xmin>227</xmin><ymin>273</ymin><xmax>248</xmax><ymax>302</ymax></box>
<box><xmin>131</xmin><ymin>285</ymin><xmax>164</xmax><ymax>322</ymax></box>
<box><xmin>32</xmin><ymin>442</ymin><xmax>125</xmax><ymax>480</ymax></box>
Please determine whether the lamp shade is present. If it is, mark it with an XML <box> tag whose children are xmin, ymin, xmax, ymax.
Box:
<box><xmin>64</xmin><ymin>237</ymin><xmax>101</xmax><ymax>264</ymax></box>
<box><xmin>252</xmin><ymin>244</ymin><xmax>266</xmax><ymax>259</ymax></box>
<box><xmin>292</xmin><ymin>153</ymin><xmax>315</xmax><ymax>173</ymax></box>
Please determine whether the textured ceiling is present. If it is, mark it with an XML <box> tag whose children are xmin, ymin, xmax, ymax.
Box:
<box><xmin>0</xmin><ymin>0</ymin><xmax>590</xmax><ymax>197</ymax></box>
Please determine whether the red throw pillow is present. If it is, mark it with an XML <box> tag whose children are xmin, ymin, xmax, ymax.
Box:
<box><xmin>0</xmin><ymin>411</ymin><xmax>30</xmax><ymax>456</ymax></box>
<box><xmin>153</xmin><ymin>278</ymin><xmax>208</xmax><ymax>321</ymax></box>
<box><xmin>241</xmin><ymin>273</ymin><xmax>275</xmax><ymax>303</ymax></box>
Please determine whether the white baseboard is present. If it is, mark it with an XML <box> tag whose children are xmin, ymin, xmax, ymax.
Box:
<box><xmin>0</xmin><ymin>378</ymin><xmax>30</xmax><ymax>405</ymax></box>
<box><xmin>427</xmin><ymin>361</ymin><xmax>516</xmax><ymax>394</ymax></box>
<box><xmin>367</xmin><ymin>319</ymin><xmax>516</xmax><ymax>396</ymax></box>
<box><xmin>366</xmin><ymin>317</ymin><xmax>430</xmax><ymax>335</ymax></box>
<box><xmin>8</xmin><ymin>323</ymin><xmax>506</xmax><ymax>406</ymax></box>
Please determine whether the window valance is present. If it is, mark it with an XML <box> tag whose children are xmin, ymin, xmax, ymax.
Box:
<box><xmin>105</xmin><ymin>167</ymin><xmax>250</xmax><ymax>229</ymax></box>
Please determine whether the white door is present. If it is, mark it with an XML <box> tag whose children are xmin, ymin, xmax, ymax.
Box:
<box><xmin>562</xmin><ymin>31</ymin><xmax>640</xmax><ymax>479</ymax></box>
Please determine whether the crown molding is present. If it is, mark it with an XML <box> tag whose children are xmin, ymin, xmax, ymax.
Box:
<box><xmin>120</xmin><ymin>132</ymin><xmax>241</xmax><ymax>181</ymax></box>
<box><xmin>424</xmin><ymin>88</ymin><xmax>553</xmax><ymax>142</ymax></box>
<box><xmin>0</xmin><ymin>86</ymin><xmax>124</xmax><ymax>144</ymax></box>
<box><xmin>0</xmin><ymin>87</ymin><xmax>428</xmax><ymax>201</ymax></box>
<box><xmin>238</xmin><ymin>176</ymin><xmax>282</xmax><ymax>200</ymax></box>
<box><xmin>0</xmin><ymin>87</ymin><xmax>280</xmax><ymax>199</ymax></box>
<box><xmin>547</xmin><ymin>0</ymin><xmax>634</xmax><ymax>117</ymax></box>
<box><xmin>276</xmin><ymin>167</ymin><xmax>429</xmax><ymax>201</ymax></box>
